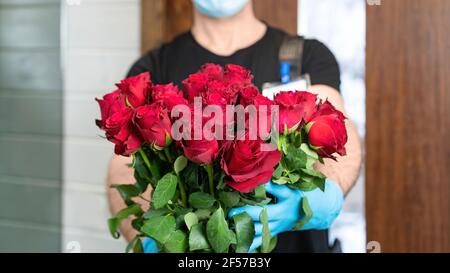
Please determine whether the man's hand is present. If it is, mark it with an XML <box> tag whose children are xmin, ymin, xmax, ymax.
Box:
<box><xmin>228</xmin><ymin>182</ymin><xmax>302</xmax><ymax>252</ymax></box>
<box><xmin>228</xmin><ymin>180</ymin><xmax>344</xmax><ymax>252</ymax></box>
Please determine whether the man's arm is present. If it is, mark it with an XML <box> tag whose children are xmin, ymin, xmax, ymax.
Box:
<box><xmin>309</xmin><ymin>84</ymin><xmax>362</xmax><ymax>194</ymax></box>
<box><xmin>106</xmin><ymin>155</ymin><xmax>151</xmax><ymax>242</ymax></box>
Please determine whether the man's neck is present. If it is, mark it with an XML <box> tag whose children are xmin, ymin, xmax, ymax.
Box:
<box><xmin>191</xmin><ymin>3</ymin><xmax>267</xmax><ymax>56</ymax></box>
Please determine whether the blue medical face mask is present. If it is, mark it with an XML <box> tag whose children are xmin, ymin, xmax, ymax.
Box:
<box><xmin>192</xmin><ymin>0</ymin><xmax>250</xmax><ymax>18</ymax></box>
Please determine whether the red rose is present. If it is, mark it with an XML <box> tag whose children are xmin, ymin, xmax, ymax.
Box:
<box><xmin>205</xmin><ymin>80</ymin><xmax>228</xmax><ymax>94</ymax></box>
<box><xmin>253</xmin><ymin>94</ymin><xmax>273</xmax><ymax>108</ymax></box>
<box><xmin>306</xmin><ymin>101</ymin><xmax>347</xmax><ymax>159</ymax></box>
<box><xmin>253</xmin><ymin>95</ymin><xmax>274</xmax><ymax>138</ymax></box>
<box><xmin>239</xmin><ymin>85</ymin><xmax>260</xmax><ymax>106</ymax></box>
<box><xmin>183</xmin><ymin>64</ymin><xmax>253</xmax><ymax>104</ymax></box>
<box><xmin>96</xmin><ymin>90</ymin><xmax>141</xmax><ymax>156</ymax></box>
<box><xmin>206</xmin><ymin>79</ymin><xmax>240</xmax><ymax>104</ymax></box>
<box><xmin>182</xmin><ymin>139</ymin><xmax>220</xmax><ymax>165</ymax></box>
<box><xmin>104</xmin><ymin>108</ymin><xmax>142</xmax><ymax>156</ymax></box>
<box><xmin>180</xmin><ymin>104</ymin><xmax>221</xmax><ymax>164</ymax></box>
<box><xmin>274</xmin><ymin>91</ymin><xmax>317</xmax><ymax>133</ymax></box>
<box><xmin>201</xmin><ymin>63</ymin><xmax>224</xmax><ymax>80</ymax></box>
<box><xmin>151</xmin><ymin>83</ymin><xmax>187</xmax><ymax>112</ymax></box>
<box><xmin>183</xmin><ymin>73</ymin><xmax>208</xmax><ymax>102</ymax></box>
<box><xmin>116</xmin><ymin>72</ymin><xmax>151</xmax><ymax>107</ymax></box>
<box><xmin>310</xmin><ymin>100</ymin><xmax>346</xmax><ymax>122</ymax></box>
<box><xmin>224</xmin><ymin>64</ymin><xmax>253</xmax><ymax>85</ymax></box>
<box><xmin>221</xmin><ymin>138</ymin><xmax>281</xmax><ymax>193</ymax></box>
<box><xmin>134</xmin><ymin>103</ymin><xmax>172</xmax><ymax>149</ymax></box>
<box><xmin>95</xmin><ymin>90</ymin><xmax>126</xmax><ymax>129</ymax></box>
<box><xmin>238</xmin><ymin>88</ymin><xmax>274</xmax><ymax>139</ymax></box>
<box><xmin>202</xmin><ymin>89</ymin><xmax>228</xmax><ymax>107</ymax></box>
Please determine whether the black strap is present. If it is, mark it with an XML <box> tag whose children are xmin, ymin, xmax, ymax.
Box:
<box><xmin>279</xmin><ymin>35</ymin><xmax>305</xmax><ymax>78</ymax></box>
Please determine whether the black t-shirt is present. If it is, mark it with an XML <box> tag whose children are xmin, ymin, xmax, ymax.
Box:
<box><xmin>128</xmin><ymin>26</ymin><xmax>340</xmax><ymax>91</ymax></box>
<box><xmin>128</xmin><ymin>26</ymin><xmax>341</xmax><ymax>253</ymax></box>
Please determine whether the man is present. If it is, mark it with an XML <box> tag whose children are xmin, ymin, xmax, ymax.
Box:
<box><xmin>107</xmin><ymin>0</ymin><xmax>362</xmax><ymax>253</ymax></box>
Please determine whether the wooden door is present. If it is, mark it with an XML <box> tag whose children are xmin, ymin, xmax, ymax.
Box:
<box><xmin>366</xmin><ymin>0</ymin><xmax>450</xmax><ymax>252</ymax></box>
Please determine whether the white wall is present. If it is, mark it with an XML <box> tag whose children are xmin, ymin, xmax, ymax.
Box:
<box><xmin>299</xmin><ymin>0</ymin><xmax>367</xmax><ymax>253</ymax></box>
<box><xmin>0</xmin><ymin>0</ymin><xmax>63</xmax><ymax>252</ymax></box>
<box><xmin>61</xmin><ymin>0</ymin><xmax>140</xmax><ymax>253</ymax></box>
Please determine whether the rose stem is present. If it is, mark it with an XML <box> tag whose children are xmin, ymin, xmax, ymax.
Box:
<box><xmin>204</xmin><ymin>164</ymin><xmax>215</xmax><ymax>198</ymax></box>
<box><xmin>162</xmin><ymin>147</ymin><xmax>186</xmax><ymax>206</ymax></box>
<box><xmin>177</xmin><ymin>175</ymin><xmax>187</xmax><ymax>207</ymax></box>
<box><xmin>138</xmin><ymin>148</ymin><xmax>158</xmax><ymax>179</ymax></box>
<box><xmin>164</xmin><ymin>147</ymin><xmax>173</xmax><ymax>163</ymax></box>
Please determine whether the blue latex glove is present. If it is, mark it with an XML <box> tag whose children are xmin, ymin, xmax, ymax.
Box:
<box><xmin>228</xmin><ymin>179</ymin><xmax>344</xmax><ymax>252</ymax></box>
<box><xmin>142</xmin><ymin>237</ymin><xmax>158</xmax><ymax>253</ymax></box>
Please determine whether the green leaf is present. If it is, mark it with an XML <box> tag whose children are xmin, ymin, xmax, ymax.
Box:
<box><xmin>273</xmin><ymin>176</ymin><xmax>290</xmax><ymax>185</ymax></box>
<box><xmin>267</xmin><ymin>236</ymin><xmax>278</xmax><ymax>253</ymax></box>
<box><xmin>285</xmin><ymin>144</ymin><xmax>308</xmax><ymax>170</ymax></box>
<box><xmin>218</xmin><ymin>191</ymin><xmax>240</xmax><ymax>208</ymax></box>
<box><xmin>300</xmin><ymin>169</ymin><xmax>325</xmax><ymax>191</ymax></box>
<box><xmin>293</xmin><ymin>130</ymin><xmax>302</xmax><ymax>147</ymax></box>
<box><xmin>164</xmin><ymin>230</ymin><xmax>188</xmax><ymax>253</ymax></box>
<box><xmin>314</xmin><ymin>178</ymin><xmax>326</xmax><ymax>192</ymax></box>
<box><xmin>300</xmin><ymin>143</ymin><xmax>319</xmax><ymax>160</ymax></box>
<box><xmin>239</xmin><ymin>197</ymin><xmax>272</xmax><ymax>206</ymax></box>
<box><xmin>108</xmin><ymin>204</ymin><xmax>143</xmax><ymax>239</ymax></box>
<box><xmin>133</xmin><ymin>237</ymin><xmax>143</xmax><ymax>253</ymax></box>
<box><xmin>173</xmin><ymin>207</ymin><xmax>193</xmax><ymax>229</ymax></box>
<box><xmin>107</xmin><ymin>218</ymin><xmax>120</xmax><ymax>239</ymax></box>
<box><xmin>260</xmin><ymin>208</ymin><xmax>272</xmax><ymax>253</ymax></box>
<box><xmin>152</xmin><ymin>173</ymin><xmax>178</xmax><ymax>209</ymax></box>
<box><xmin>184</xmin><ymin>212</ymin><xmax>198</xmax><ymax>231</ymax></box>
<box><xmin>183</xmin><ymin>163</ymin><xmax>200</xmax><ymax>190</ymax></box>
<box><xmin>195</xmin><ymin>208</ymin><xmax>212</xmax><ymax>221</ymax></box>
<box><xmin>174</xmin><ymin>155</ymin><xmax>188</xmax><ymax>175</ymax></box>
<box><xmin>189</xmin><ymin>192</ymin><xmax>216</xmax><ymax>209</ymax></box>
<box><xmin>305</xmin><ymin>157</ymin><xmax>316</xmax><ymax>170</ymax></box>
<box><xmin>301</xmin><ymin>168</ymin><xmax>325</xmax><ymax>179</ymax></box>
<box><xmin>131</xmin><ymin>217</ymin><xmax>144</xmax><ymax>231</ymax></box>
<box><xmin>141</xmin><ymin>215</ymin><xmax>176</xmax><ymax>243</ymax></box>
<box><xmin>293</xmin><ymin>196</ymin><xmax>313</xmax><ymax>231</ymax></box>
<box><xmin>292</xmin><ymin>179</ymin><xmax>318</xmax><ymax>191</ymax></box>
<box><xmin>206</xmin><ymin>207</ymin><xmax>232</xmax><ymax>253</ymax></box>
<box><xmin>115</xmin><ymin>204</ymin><xmax>142</xmax><ymax>220</ymax></box>
<box><xmin>301</xmin><ymin>151</ymin><xmax>319</xmax><ymax>170</ymax></box>
<box><xmin>125</xmin><ymin>236</ymin><xmax>143</xmax><ymax>253</ymax></box>
<box><xmin>288</xmin><ymin>172</ymin><xmax>300</xmax><ymax>183</ymax></box>
<box><xmin>143</xmin><ymin>208</ymin><xmax>171</xmax><ymax>219</ymax></box>
<box><xmin>273</xmin><ymin>164</ymin><xmax>283</xmax><ymax>179</ymax></box>
<box><xmin>280</xmin><ymin>135</ymin><xmax>288</xmax><ymax>154</ymax></box>
<box><xmin>111</xmin><ymin>184</ymin><xmax>140</xmax><ymax>203</ymax></box>
<box><xmin>233</xmin><ymin>212</ymin><xmax>255</xmax><ymax>253</ymax></box>
<box><xmin>189</xmin><ymin>223</ymin><xmax>210</xmax><ymax>251</ymax></box>
<box><xmin>254</xmin><ymin>185</ymin><xmax>266</xmax><ymax>199</ymax></box>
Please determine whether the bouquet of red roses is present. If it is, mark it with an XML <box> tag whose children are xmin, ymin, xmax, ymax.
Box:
<box><xmin>96</xmin><ymin>64</ymin><xmax>347</xmax><ymax>253</ymax></box>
